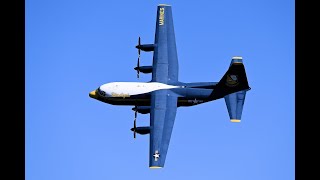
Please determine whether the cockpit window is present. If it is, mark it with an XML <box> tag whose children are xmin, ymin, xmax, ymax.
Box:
<box><xmin>97</xmin><ymin>87</ymin><xmax>106</xmax><ymax>96</ymax></box>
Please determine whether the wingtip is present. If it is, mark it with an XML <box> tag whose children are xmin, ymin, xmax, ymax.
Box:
<box><xmin>232</xmin><ymin>56</ymin><xmax>243</xmax><ymax>60</ymax></box>
<box><xmin>230</xmin><ymin>119</ymin><xmax>241</xmax><ymax>123</ymax></box>
<box><xmin>150</xmin><ymin>166</ymin><xmax>163</xmax><ymax>169</ymax></box>
<box><xmin>231</xmin><ymin>56</ymin><xmax>243</xmax><ymax>64</ymax></box>
<box><xmin>158</xmin><ymin>4</ymin><xmax>171</xmax><ymax>6</ymax></box>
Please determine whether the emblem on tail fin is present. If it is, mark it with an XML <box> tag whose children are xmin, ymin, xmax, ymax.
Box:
<box><xmin>225</xmin><ymin>74</ymin><xmax>239</xmax><ymax>87</ymax></box>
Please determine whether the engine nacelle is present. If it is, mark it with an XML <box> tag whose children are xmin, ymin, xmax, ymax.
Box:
<box><xmin>132</xmin><ymin>106</ymin><xmax>151</xmax><ymax>114</ymax></box>
<box><xmin>136</xmin><ymin>44</ymin><xmax>155</xmax><ymax>52</ymax></box>
<box><xmin>131</xmin><ymin>126</ymin><xmax>150</xmax><ymax>135</ymax></box>
<box><xmin>134</xmin><ymin>66</ymin><xmax>153</xmax><ymax>74</ymax></box>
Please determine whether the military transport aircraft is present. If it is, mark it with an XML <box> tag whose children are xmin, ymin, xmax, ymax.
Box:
<box><xmin>89</xmin><ymin>4</ymin><xmax>250</xmax><ymax>168</ymax></box>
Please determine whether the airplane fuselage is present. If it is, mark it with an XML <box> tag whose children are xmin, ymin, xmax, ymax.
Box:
<box><xmin>89</xmin><ymin>82</ymin><xmax>218</xmax><ymax>107</ymax></box>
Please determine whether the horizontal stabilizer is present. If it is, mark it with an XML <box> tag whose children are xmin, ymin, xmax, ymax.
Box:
<box><xmin>224</xmin><ymin>90</ymin><xmax>247</xmax><ymax>122</ymax></box>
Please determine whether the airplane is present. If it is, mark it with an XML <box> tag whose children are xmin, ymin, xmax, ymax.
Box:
<box><xmin>89</xmin><ymin>4</ymin><xmax>251</xmax><ymax>168</ymax></box>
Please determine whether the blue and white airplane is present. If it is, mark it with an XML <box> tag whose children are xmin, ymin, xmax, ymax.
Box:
<box><xmin>89</xmin><ymin>4</ymin><xmax>251</xmax><ymax>168</ymax></box>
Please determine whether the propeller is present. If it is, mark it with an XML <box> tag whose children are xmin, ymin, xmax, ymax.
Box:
<box><xmin>133</xmin><ymin>118</ymin><xmax>136</xmax><ymax>139</ymax></box>
<box><xmin>136</xmin><ymin>36</ymin><xmax>141</xmax><ymax>56</ymax></box>
<box><xmin>135</xmin><ymin>57</ymin><xmax>140</xmax><ymax>78</ymax></box>
<box><xmin>134</xmin><ymin>108</ymin><xmax>137</xmax><ymax>119</ymax></box>
<box><xmin>134</xmin><ymin>37</ymin><xmax>141</xmax><ymax>79</ymax></box>
<box><xmin>133</xmin><ymin>107</ymin><xmax>137</xmax><ymax>139</ymax></box>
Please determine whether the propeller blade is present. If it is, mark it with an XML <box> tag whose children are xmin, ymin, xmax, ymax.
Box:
<box><xmin>138</xmin><ymin>36</ymin><xmax>141</xmax><ymax>46</ymax></box>
<box><xmin>135</xmin><ymin>109</ymin><xmax>137</xmax><ymax>119</ymax></box>
<box><xmin>135</xmin><ymin>37</ymin><xmax>141</xmax><ymax>79</ymax></box>
<box><xmin>133</xmin><ymin>107</ymin><xmax>137</xmax><ymax>139</ymax></box>
<box><xmin>137</xmin><ymin>57</ymin><xmax>140</xmax><ymax>78</ymax></box>
<box><xmin>134</xmin><ymin>118</ymin><xmax>136</xmax><ymax>139</ymax></box>
<box><xmin>138</xmin><ymin>37</ymin><xmax>141</xmax><ymax>56</ymax></box>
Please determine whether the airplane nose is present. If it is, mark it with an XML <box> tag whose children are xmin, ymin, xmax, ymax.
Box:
<box><xmin>89</xmin><ymin>90</ymin><xmax>98</xmax><ymax>98</ymax></box>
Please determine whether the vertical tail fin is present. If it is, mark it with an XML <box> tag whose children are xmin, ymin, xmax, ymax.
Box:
<box><xmin>210</xmin><ymin>56</ymin><xmax>250</xmax><ymax>100</ymax></box>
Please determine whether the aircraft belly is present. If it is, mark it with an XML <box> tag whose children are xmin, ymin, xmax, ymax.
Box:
<box><xmin>100</xmin><ymin>95</ymin><xmax>151</xmax><ymax>106</ymax></box>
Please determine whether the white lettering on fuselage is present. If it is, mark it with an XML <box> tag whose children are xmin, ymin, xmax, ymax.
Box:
<box><xmin>111</xmin><ymin>92</ymin><xmax>130</xmax><ymax>98</ymax></box>
<box><xmin>99</xmin><ymin>82</ymin><xmax>180</xmax><ymax>97</ymax></box>
<box><xmin>188</xmin><ymin>98</ymin><xmax>204</xmax><ymax>104</ymax></box>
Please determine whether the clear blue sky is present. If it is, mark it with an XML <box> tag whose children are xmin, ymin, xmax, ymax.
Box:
<box><xmin>26</xmin><ymin>0</ymin><xmax>294</xmax><ymax>179</ymax></box>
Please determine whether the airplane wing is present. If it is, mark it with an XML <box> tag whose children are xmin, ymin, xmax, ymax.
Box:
<box><xmin>151</xmin><ymin>4</ymin><xmax>179</xmax><ymax>84</ymax></box>
<box><xmin>149</xmin><ymin>89</ymin><xmax>178</xmax><ymax>168</ymax></box>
